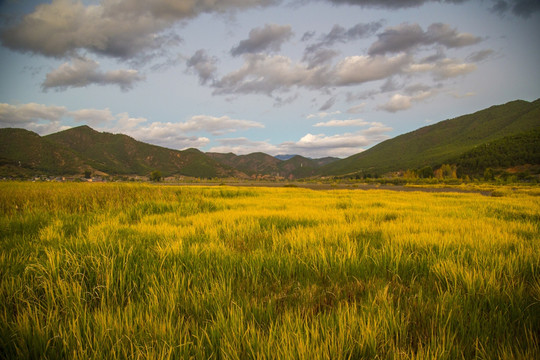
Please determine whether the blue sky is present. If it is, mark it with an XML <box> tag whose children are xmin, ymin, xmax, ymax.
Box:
<box><xmin>1</xmin><ymin>0</ymin><xmax>539</xmax><ymax>158</ymax></box>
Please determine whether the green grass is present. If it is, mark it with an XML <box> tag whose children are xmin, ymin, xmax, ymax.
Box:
<box><xmin>1</xmin><ymin>182</ymin><xmax>539</xmax><ymax>359</ymax></box>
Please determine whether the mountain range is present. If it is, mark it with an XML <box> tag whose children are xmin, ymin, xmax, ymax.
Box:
<box><xmin>1</xmin><ymin>98</ymin><xmax>539</xmax><ymax>179</ymax></box>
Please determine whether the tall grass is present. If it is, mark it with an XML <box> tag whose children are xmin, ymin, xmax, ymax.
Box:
<box><xmin>1</xmin><ymin>182</ymin><xmax>538</xmax><ymax>359</ymax></box>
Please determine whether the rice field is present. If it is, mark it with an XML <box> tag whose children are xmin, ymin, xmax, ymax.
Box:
<box><xmin>0</xmin><ymin>182</ymin><xmax>539</xmax><ymax>359</ymax></box>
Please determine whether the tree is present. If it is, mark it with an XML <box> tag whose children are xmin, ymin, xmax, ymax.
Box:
<box><xmin>418</xmin><ymin>166</ymin><xmax>434</xmax><ymax>179</ymax></box>
<box><xmin>84</xmin><ymin>170</ymin><xmax>92</xmax><ymax>179</ymax></box>
<box><xmin>484</xmin><ymin>168</ymin><xmax>494</xmax><ymax>181</ymax></box>
<box><xmin>150</xmin><ymin>170</ymin><xmax>162</xmax><ymax>182</ymax></box>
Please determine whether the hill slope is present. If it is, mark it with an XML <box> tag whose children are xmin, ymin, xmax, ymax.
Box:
<box><xmin>206</xmin><ymin>152</ymin><xmax>338</xmax><ymax>178</ymax></box>
<box><xmin>320</xmin><ymin>99</ymin><xmax>540</xmax><ymax>176</ymax></box>
<box><xmin>450</xmin><ymin>128</ymin><xmax>540</xmax><ymax>175</ymax></box>
<box><xmin>44</xmin><ymin>126</ymin><xmax>237</xmax><ymax>178</ymax></box>
<box><xmin>0</xmin><ymin>128</ymin><xmax>87</xmax><ymax>176</ymax></box>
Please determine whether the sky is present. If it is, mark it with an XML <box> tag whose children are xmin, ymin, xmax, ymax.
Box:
<box><xmin>0</xmin><ymin>0</ymin><xmax>539</xmax><ymax>158</ymax></box>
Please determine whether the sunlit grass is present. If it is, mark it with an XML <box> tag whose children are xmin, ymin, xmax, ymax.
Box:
<box><xmin>1</xmin><ymin>182</ymin><xmax>538</xmax><ymax>359</ymax></box>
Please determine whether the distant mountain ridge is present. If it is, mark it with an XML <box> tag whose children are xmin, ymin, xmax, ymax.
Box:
<box><xmin>319</xmin><ymin>98</ymin><xmax>540</xmax><ymax>176</ymax></box>
<box><xmin>0</xmin><ymin>126</ymin><xmax>337</xmax><ymax>178</ymax></box>
<box><xmin>1</xmin><ymin>98</ymin><xmax>538</xmax><ymax>179</ymax></box>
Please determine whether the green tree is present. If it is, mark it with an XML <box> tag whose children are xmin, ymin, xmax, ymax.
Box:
<box><xmin>150</xmin><ymin>170</ymin><xmax>162</xmax><ymax>182</ymax></box>
<box><xmin>418</xmin><ymin>166</ymin><xmax>434</xmax><ymax>179</ymax></box>
<box><xmin>484</xmin><ymin>168</ymin><xmax>494</xmax><ymax>181</ymax></box>
<box><xmin>84</xmin><ymin>170</ymin><xmax>92</xmax><ymax>179</ymax></box>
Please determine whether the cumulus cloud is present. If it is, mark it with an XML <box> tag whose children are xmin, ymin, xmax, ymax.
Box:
<box><xmin>186</xmin><ymin>49</ymin><xmax>218</xmax><ymax>85</ymax></box>
<box><xmin>213</xmin><ymin>53</ymin><xmax>329</xmax><ymax>95</ymax></box>
<box><xmin>209</xmin><ymin>122</ymin><xmax>392</xmax><ymax>158</ymax></box>
<box><xmin>42</xmin><ymin>56</ymin><xmax>144</xmax><ymax>91</ymax></box>
<box><xmin>68</xmin><ymin>108</ymin><xmax>116</xmax><ymax>126</ymax></box>
<box><xmin>110</xmin><ymin>120</ymin><xmax>211</xmax><ymax>150</ymax></box>
<box><xmin>110</xmin><ymin>114</ymin><xmax>263</xmax><ymax>143</ymax></box>
<box><xmin>231</xmin><ymin>23</ymin><xmax>293</xmax><ymax>56</ymax></box>
<box><xmin>178</xmin><ymin>115</ymin><xmax>264</xmax><ymax>135</ymax></box>
<box><xmin>334</xmin><ymin>53</ymin><xmax>410</xmax><ymax>86</ymax></box>
<box><xmin>213</xmin><ymin>52</ymin><xmax>410</xmax><ymax>96</ymax></box>
<box><xmin>347</xmin><ymin>103</ymin><xmax>366</xmax><ymax>114</ymax></box>
<box><xmin>405</xmin><ymin>57</ymin><xmax>477</xmax><ymax>80</ymax></box>
<box><xmin>369</xmin><ymin>22</ymin><xmax>481</xmax><ymax>55</ymax></box>
<box><xmin>0</xmin><ymin>103</ymin><xmax>70</xmax><ymax>136</ymax></box>
<box><xmin>313</xmin><ymin>118</ymin><xmax>369</xmax><ymax>127</ymax></box>
<box><xmin>306</xmin><ymin>110</ymin><xmax>341</xmax><ymax>119</ymax></box>
<box><xmin>0</xmin><ymin>0</ymin><xmax>275</xmax><ymax>59</ymax></box>
<box><xmin>0</xmin><ymin>102</ymin><xmax>263</xmax><ymax>151</ymax></box>
<box><xmin>378</xmin><ymin>89</ymin><xmax>438</xmax><ymax>112</ymax></box>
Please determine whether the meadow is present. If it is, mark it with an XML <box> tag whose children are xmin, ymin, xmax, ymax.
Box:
<box><xmin>0</xmin><ymin>182</ymin><xmax>538</xmax><ymax>359</ymax></box>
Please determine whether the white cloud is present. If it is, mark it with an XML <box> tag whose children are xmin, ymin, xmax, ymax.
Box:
<box><xmin>405</xmin><ymin>57</ymin><xmax>477</xmax><ymax>80</ymax></box>
<box><xmin>42</xmin><ymin>56</ymin><xmax>144</xmax><ymax>91</ymax></box>
<box><xmin>333</xmin><ymin>53</ymin><xmax>410</xmax><ymax>86</ymax></box>
<box><xmin>209</xmin><ymin>124</ymin><xmax>392</xmax><ymax>158</ymax></box>
<box><xmin>0</xmin><ymin>102</ymin><xmax>259</xmax><ymax>150</ymax></box>
<box><xmin>180</xmin><ymin>115</ymin><xmax>264</xmax><ymax>135</ymax></box>
<box><xmin>109</xmin><ymin>121</ymin><xmax>211</xmax><ymax>150</ymax></box>
<box><xmin>68</xmin><ymin>108</ymin><xmax>116</xmax><ymax>125</ymax></box>
<box><xmin>378</xmin><ymin>94</ymin><xmax>412</xmax><ymax>112</ymax></box>
<box><xmin>306</xmin><ymin>110</ymin><xmax>341</xmax><ymax>119</ymax></box>
<box><xmin>213</xmin><ymin>52</ymin><xmax>411</xmax><ymax>96</ymax></box>
<box><xmin>0</xmin><ymin>102</ymin><xmax>67</xmax><ymax>125</ymax></box>
<box><xmin>433</xmin><ymin>58</ymin><xmax>477</xmax><ymax>79</ymax></box>
<box><xmin>313</xmin><ymin>119</ymin><xmax>369</xmax><ymax>127</ymax></box>
<box><xmin>347</xmin><ymin>103</ymin><xmax>366</xmax><ymax>114</ymax></box>
<box><xmin>378</xmin><ymin>89</ymin><xmax>438</xmax><ymax>113</ymax></box>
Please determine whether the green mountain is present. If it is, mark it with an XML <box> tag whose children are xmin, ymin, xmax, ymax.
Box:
<box><xmin>44</xmin><ymin>125</ymin><xmax>240</xmax><ymax>178</ymax></box>
<box><xmin>206</xmin><ymin>152</ymin><xmax>337</xmax><ymax>178</ymax></box>
<box><xmin>0</xmin><ymin>126</ymin><xmax>238</xmax><ymax>178</ymax></box>
<box><xmin>450</xmin><ymin>128</ymin><xmax>540</xmax><ymax>175</ymax></box>
<box><xmin>0</xmin><ymin>128</ymin><xmax>88</xmax><ymax>176</ymax></box>
<box><xmin>320</xmin><ymin>99</ymin><xmax>540</xmax><ymax>176</ymax></box>
<box><xmin>206</xmin><ymin>152</ymin><xmax>281</xmax><ymax>177</ymax></box>
<box><xmin>2</xmin><ymin>99</ymin><xmax>538</xmax><ymax>179</ymax></box>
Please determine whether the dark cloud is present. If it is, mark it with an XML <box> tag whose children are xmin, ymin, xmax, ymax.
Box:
<box><xmin>323</xmin><ymin>0</ymin><xmax>540</xmax><ymax>17</ymax></box>
<box><xmin>466</xmin><ymin>49</ymin><xmax>495</xmax><ymax>62</ymax></box>
<box><xmin>0</xmin><ymin>0</ymin><xmax>276</xmax><ymax>59</ymax></box>
<box><xmin>231</xmin><ymin>23</ymin><xmax>293</xmax><ymax>56</ymax></box>
<box><xmin>303</xmin><ymin>21</ymin><xmax>383</xmax><ymax>63</ymax></box>
<box><xmin>319</xmin><ymin>97</ymin><xmax>336</xmax><ymax>111</ymax></box>
<box><xmin>322</xmin><ymin>0</ymin><xmax>462</xmax><ymax>9</ymax></box>
<box><xmin>316</xmin><ymin>21</ymin><xmax>384</xmax><ymax>48</ymax></box>
<box><xmin>303</xmin><ymin>48</ymin><xmax>339</xmax><ymax>68</ymax></box>
<box><xmin>369</xmin><ymin>22</ymin><xmax>481</xmax><ymax>55</ymax></box>
<box><xmin>186</xmin><ymin>50</ymin><xmax>218</xmax><ymax>85</ymax></box>
<box><xmin>491</xmin><ymin>0</ymin><xmax>540</xmax><ymax>17</ymax></box>
<box><xmin>301</xmin><ymin>31</ymin><xmax>316</xmax><ymax>42</ymax></box>
<box><xmin>42</xmin><ymin>56</ymin><xmax>144</xmax><ymax>91</ymax></box>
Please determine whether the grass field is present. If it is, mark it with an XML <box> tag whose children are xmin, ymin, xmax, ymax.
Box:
<box><xmin>0</xmin><ymin>182</ymin><xmax>539</xmax><ymax>359</ymax></box>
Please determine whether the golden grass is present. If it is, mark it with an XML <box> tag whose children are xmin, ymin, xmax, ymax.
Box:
<box><xmin>0</xmin><ymin>182</ymin><xmax>538</xmax><ymax>359</ymax></box>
